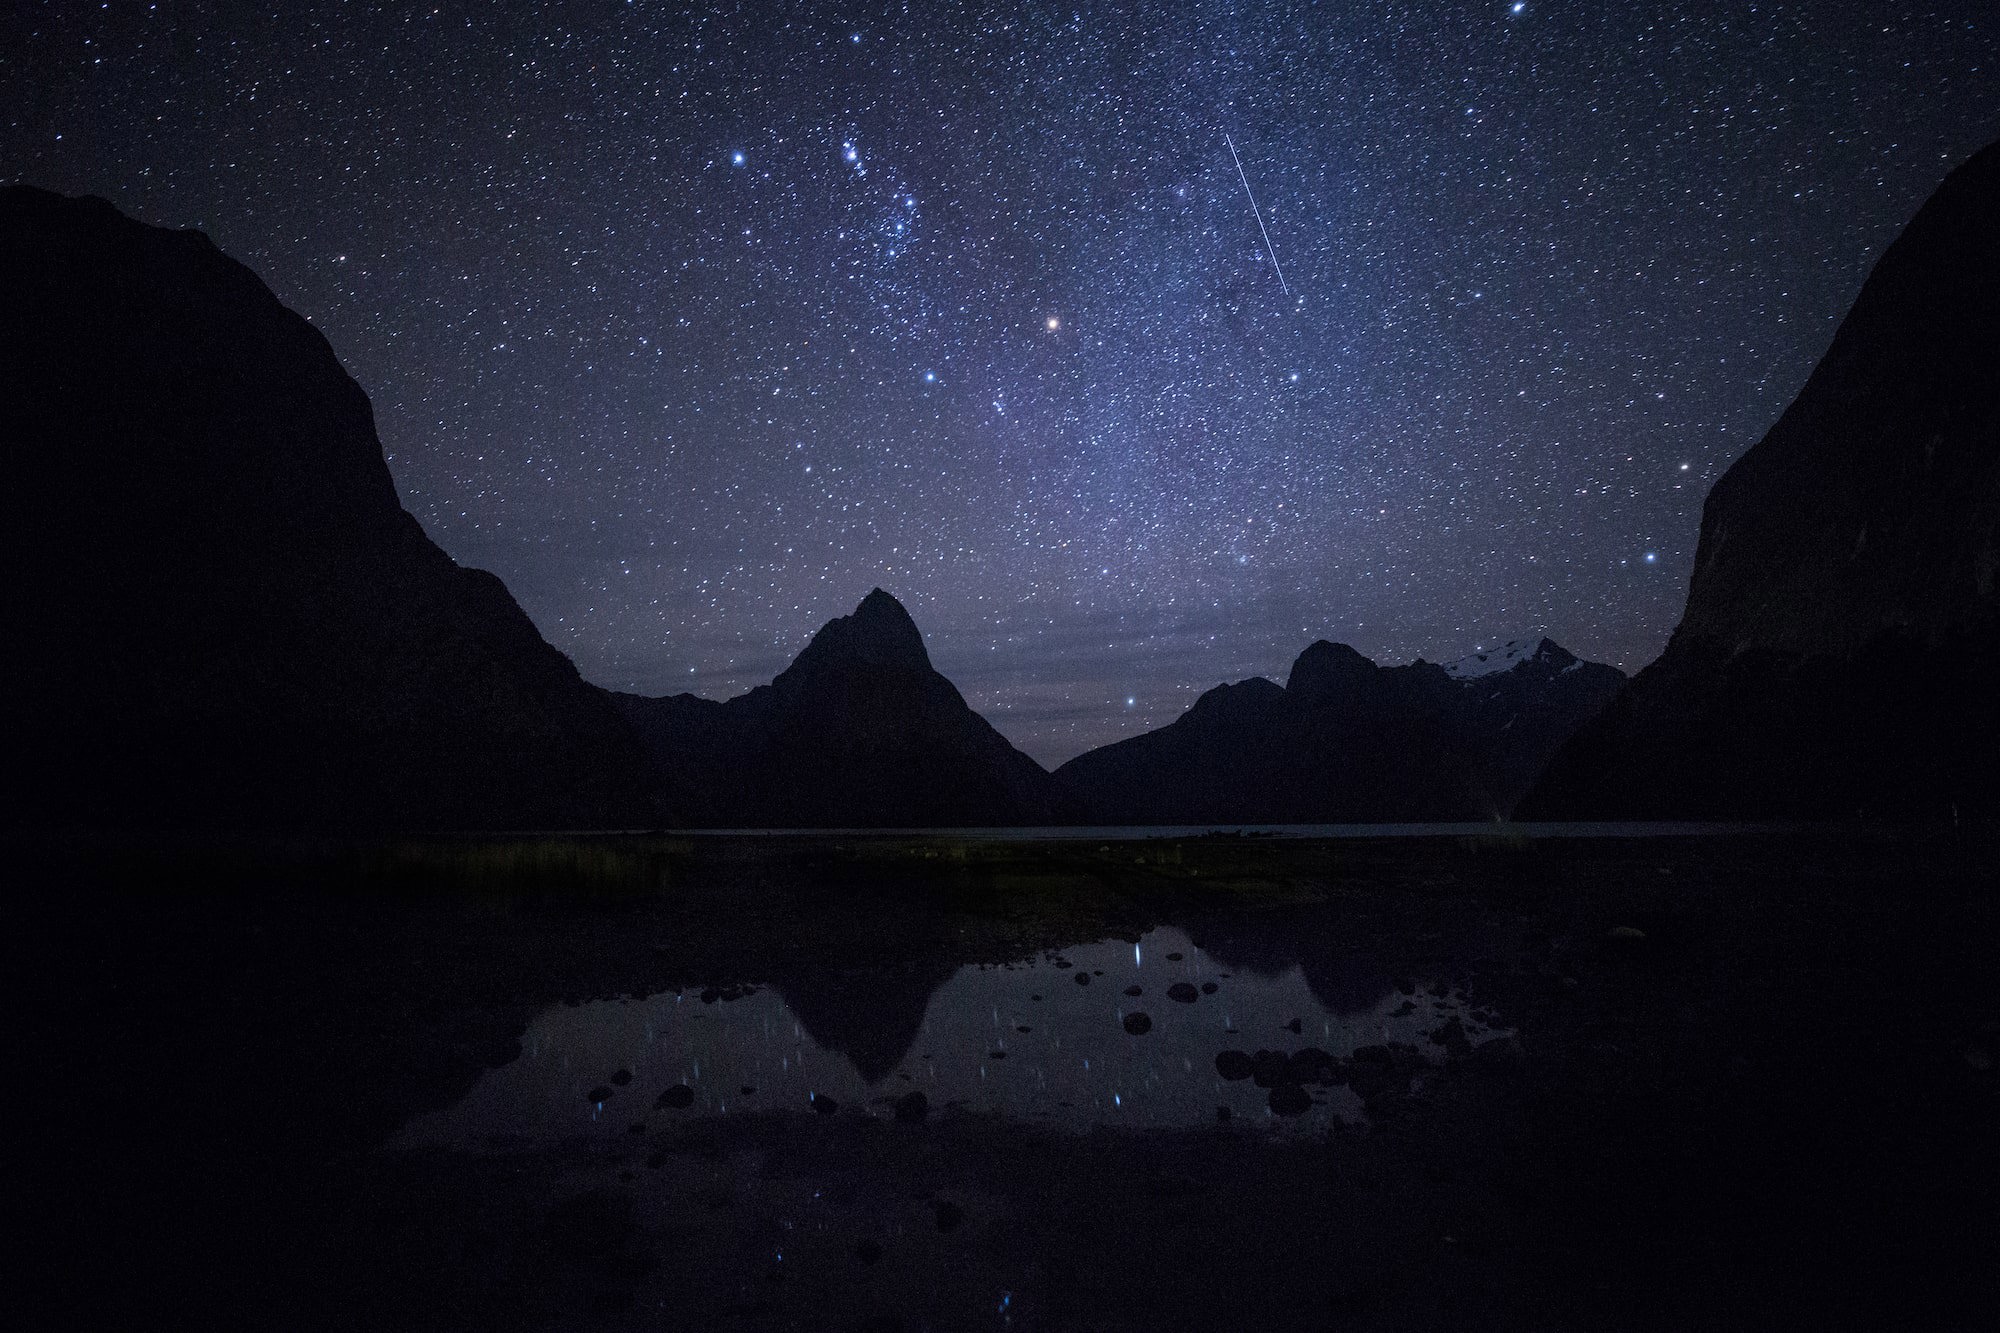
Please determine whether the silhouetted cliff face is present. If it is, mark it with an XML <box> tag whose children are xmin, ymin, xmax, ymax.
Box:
<box><xmin>0</xmin><ymin>187</ymin><xmax>652</xmax><ymax>829</ymax></box>
<box><xmin>614</xmin><ymin>590</ymin><xmax>1066</xmax><ymax>827</ymax></box>
<box><xmin>1052</xmin><ymin>638</ymin><xmax>1623</xmax><ymax>824</ymax></box>
<box><xmin>1524</xmin><ymin>141</ymin><xmax>2000</xmax><ymax>821</ymax></box>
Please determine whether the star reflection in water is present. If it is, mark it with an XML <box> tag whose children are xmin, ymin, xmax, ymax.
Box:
<box><xmin>394</xmin><ymin>925</ymin><xmax>1513</xmax><ymax>1148</ymax></box>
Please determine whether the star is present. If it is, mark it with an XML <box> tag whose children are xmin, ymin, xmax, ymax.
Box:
<box><xmin>41</xmin><ymin>0</ymin><xmax>1989</xmax><ymax>767</ymax></box>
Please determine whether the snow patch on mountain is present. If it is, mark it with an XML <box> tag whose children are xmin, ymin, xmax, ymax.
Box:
<box><xmin>1442</xmin><ymin>637</ymin><xmax>1555</xmax><ymax>679</ymax></box>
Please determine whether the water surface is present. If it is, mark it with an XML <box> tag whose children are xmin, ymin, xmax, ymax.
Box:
<box><xmin>397</xmin><ymin>925</ymin><xmax>1512</xmax><ymax>1147</ymax></box>
<box><xmin>669</xmin><ymin>821</ymin><xmax>1757</xmax><ymax>839</ymax></box>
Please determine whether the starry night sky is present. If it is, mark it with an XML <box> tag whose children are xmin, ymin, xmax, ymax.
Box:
<box><xmin>8</xmin><ymin>2</ymin><xmax>1996</xmax><ymax>763</ymax></box>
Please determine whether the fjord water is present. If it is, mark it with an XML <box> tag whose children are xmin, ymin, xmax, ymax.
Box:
<box><xmin>396</xmin><ymin>924</ymin><xmax>1511</xmax><ymax>1146</ymax></box>
<box><xmin>672</xmin><ymin>822</ymin><xmax>1751</xmax><ymax>839</ymax></box>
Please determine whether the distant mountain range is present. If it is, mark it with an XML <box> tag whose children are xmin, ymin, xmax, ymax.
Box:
<box><xmin>1523</xmin><ymin>138</ymin><xmax>1999</xmax><ymax>821</ymax></box>
<box><xmin>7</xmin><ymin>136</ymin><xmax>1991</xmax><ymax>830</ymax></box>
<box><xmin>1053</xmin><ymin>637</ymin><xmax>1624</xmax><ymax>824</ymax></box>
<box><xmin>612</xmin><ymin>594</ymin><xmax>1622</xmax><ymax>827</ymax></box>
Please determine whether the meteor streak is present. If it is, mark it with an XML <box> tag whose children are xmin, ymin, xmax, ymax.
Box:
<box><xmin>1224</xmin><ymin>132</ymin><xmax>1289</xmax><ymax>295</ymax></box>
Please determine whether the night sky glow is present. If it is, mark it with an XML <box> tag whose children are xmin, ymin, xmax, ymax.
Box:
<box><xmin>8</xmin><ymin>2</ymin><xmax>1995</xmax><ymax>762</ymax></box>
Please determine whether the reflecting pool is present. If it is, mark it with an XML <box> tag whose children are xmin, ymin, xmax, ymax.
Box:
<box><xmin>398</xmin><ymin>925</ymin><xmax>1513</xmax><ymax>1147</ymax></box>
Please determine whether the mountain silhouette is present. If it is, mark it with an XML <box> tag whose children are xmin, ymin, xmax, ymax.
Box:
<box><xmin>615</xmin><ymin>589</ymin><xmax>1068</xmax><ymax>826</ymax></box>
<box><xmin>0</xmin><ymin>187</ymin><xmax>653</xmax><ymax>829</ymax></box>
<box><xmin>769</xmin><ymin>957</ymin><xmax>959</xmax><ymax>1085</ymax></box>
<box><xmin>1054</xmin><ymin>637</ymin><xmax>1623</xmax><ymax>823</ymax></box>
<box><xmin>1523</xmin><ymin>139</ymin><xmax>2000</xmax><ymax>821</ymax></box>
<box><xmin>22</xmin><ymin>165</ymin><xmax>1984</xmax><ymax>832</ymax></box>
<box><xmin>1188</xmin><ymin>916</ymin><xmax>1398</xmax><ymax>1017</ymax></box>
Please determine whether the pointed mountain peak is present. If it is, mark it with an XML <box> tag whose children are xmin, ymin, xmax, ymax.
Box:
<box><xmin>855</xmin><ymin>586</ymin><xmax>914</xmax><ymax>624</ymax></box>
<box><xmin>1441</xmin><ymin>636</ymin><xmax>1574</xmax><ymax>679</ymax></box>
<box><xmin>1532</xmin><ymin>637</ymin><xmax>1579</xmax><ymax>668</ymax></box>
<box><xmin>1285</xmin><ymin>640</ymin><xmax>1379</xmax><ymax>703</ymax></box>
<box><xmin>785</xmin><ymin>588</ymin><xmax>931</xmax><ymax>676</ymax></box>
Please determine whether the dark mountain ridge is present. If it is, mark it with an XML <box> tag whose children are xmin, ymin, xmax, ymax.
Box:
<box><xmin>1054</xmin><ymin>636</ymin><xmax>1624</xmax><ymax>824</ymax></box>
<box><xmin>1523</xmin><ymin>139</ymin><xmax>2000</xmax><ymax>821</ymax></box>
<box><xmin>0</xmin><ymin>185</ymin><xmax>653</xmax><ymax>829</ymax></box>
<box><xmin>21</xmin><ymin>158</ymin><xmax>1986</xmax><ymax>832</ymax></box>
<box><xmin>615</xmin><ymin>589</ymin><xmax>1067</xmax><ymax>827</ymax></box>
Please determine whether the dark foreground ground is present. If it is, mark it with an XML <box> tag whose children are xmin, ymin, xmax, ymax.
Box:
<box><xmin>21</xmin><ymin>829</ymin><xmax>1999</xmax><ymax>1330</ymax></box>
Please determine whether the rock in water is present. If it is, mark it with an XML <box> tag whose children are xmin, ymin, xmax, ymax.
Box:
<box><xmin>1267</xmin><ymin>1083</ymin><xmax>1312</xmax><ymax>1117</ymax></box>
<box><xmin>0</xmin><ymin>187</ymin><xmax>653</xmax><ymax>830</ymax></box>
<box><xmin>1523</xmin><ymin>140</ymin><xmax>2000</xmax><ymax>822</ymax></box>
<box><xmin>1427</xmin><ymin>1019</ymin><xmax>1472</xmax><ymax>1058</ymax></box>
<box><xmin>1288</xmin><ymin>1048</ymin><xmax>1337</xmax><ymax>1084</ymax></box>
<box><xmin>1250</xmin><ymin>1051</ymin><xmax>1291</xmax><ymax>1088</ymax></box>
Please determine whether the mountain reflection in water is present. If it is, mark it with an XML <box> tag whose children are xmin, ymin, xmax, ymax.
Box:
<box><xmin>395</xmin><ymin>925</ymin><xmax>1512</xmax><ymax>1147</ymax></box>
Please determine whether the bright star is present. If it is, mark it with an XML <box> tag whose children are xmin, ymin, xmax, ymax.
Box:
<box><xmin>1046</xmin><ymin>316</ymin><xmax>1061</xmax><ymax>330</ymax></box>
<box><xmin>1511</xmin><ymin>2</ymin><xmax>1525</xmax><ymax>14</ymax></box>
<box><xmin>731</xmin><ymin>151</ymin><xmax>745</xmax><ymax>166</ymax></box>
